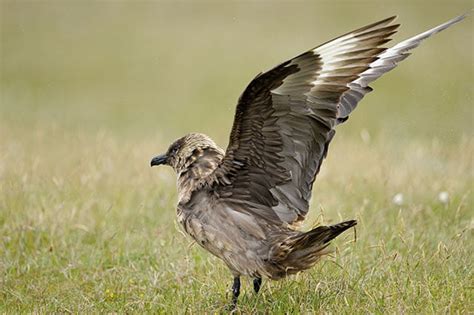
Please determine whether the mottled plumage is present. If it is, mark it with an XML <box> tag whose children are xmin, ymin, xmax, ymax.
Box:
<box><xmin>151</xmin><ymin>14</ymin><xmax>465</xmax><ymax>306</ymax></box>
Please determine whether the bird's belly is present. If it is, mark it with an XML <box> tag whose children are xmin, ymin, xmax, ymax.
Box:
<box><xmin>177</xmin><ymin>207</ymin><xmax>268</xmax><ymax>278</ymax></box>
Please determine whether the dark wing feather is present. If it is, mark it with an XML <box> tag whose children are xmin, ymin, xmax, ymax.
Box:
<box><xmin>210</xmin><ymin>15</ymin><xmax>465</xmax><ymax>226</ymax></box>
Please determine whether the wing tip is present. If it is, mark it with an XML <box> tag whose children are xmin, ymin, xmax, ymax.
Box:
<box><xmin>422</xmin><ymin>12</ymin><xmax>468</xmax><ymax>38</ymax></box>
<box><xmin>434</xmin><ymin>12</ymin><xmax>469</xmax><ymax>33</ymax></box>
<box><xmin>387</xmin><ymin>15</ymin><xmax>398</xmax><ymax>23</ymax></box>
<box><xmin>364</xmin><ymin>15</ymin><xmax>398</xmax><ymax>31</ymax></box>
<box><xmin>444</xmin><ymin>12</ymin><xmax>469</xmax><ymax>26</ymax></box>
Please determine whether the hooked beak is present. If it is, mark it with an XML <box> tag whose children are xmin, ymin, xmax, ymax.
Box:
<box><xmin>150</xmin><ymin>154</ymin><xmax>168</xmax><ymax>167</ymax></box>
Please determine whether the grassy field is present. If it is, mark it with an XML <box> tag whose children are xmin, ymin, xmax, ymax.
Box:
<box><xmin>1</xmin><ymin>1</ymin><xmax>473</xmax><ymax>313</ymax></box>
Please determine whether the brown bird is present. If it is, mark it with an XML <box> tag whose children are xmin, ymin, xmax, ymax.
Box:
<box><xmin>151</xmin><ymin>14</ymin><xmax>465</xmax><ymax>306</ymax></box>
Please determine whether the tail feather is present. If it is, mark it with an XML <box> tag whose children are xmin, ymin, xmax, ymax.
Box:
<box><xmin>269</xmin><ymin>220</ymin><xmax>357</xmax><ymax>278</ymax></box>
<box><xmin>294</xmin><ymin>219</ymin><xmax>357</xmax><ymax>248</ymax></box>
<box><xmin>322</xmin><ymin>219</ymin><xmax>357</xmax><ymax>244</ymax></box>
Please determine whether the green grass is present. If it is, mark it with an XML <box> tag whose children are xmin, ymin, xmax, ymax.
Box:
<box><xmin>1</xmin><ymin>131</ymin><xmax>472</xmax><ymax>313</ymax></box>
<box><xmin>1</xmin><ymin>1</ymin><xmax>473</xmax><ymax>313</ymax></box>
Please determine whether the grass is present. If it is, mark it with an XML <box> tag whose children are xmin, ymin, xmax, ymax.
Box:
<box><xmin>1</xmin><ymin>130</ymin><xmax>472</xmax><ymax>313</ymax></box>
<box><xmin>1</xmin><ymin>1</ymin><xmax>473</xmax><ymax>313</ymax></box>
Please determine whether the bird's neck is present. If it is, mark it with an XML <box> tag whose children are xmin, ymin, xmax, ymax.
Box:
<box><xmin>176</xmin><ymin>146</ymin><xmax>224</xmax><ymax>203</ymax></box>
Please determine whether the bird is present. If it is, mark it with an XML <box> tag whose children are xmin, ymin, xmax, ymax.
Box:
<box><xmin>150</xmin><ymin>14</ymin><xmax>465</xmax><ymax>306</ymax></box>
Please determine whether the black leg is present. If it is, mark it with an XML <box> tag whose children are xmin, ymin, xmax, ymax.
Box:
<box><xmin>231</xmin><ymin>276</ymin><xmax>241</xmax><ymax>307</ymax></box>
<box><xmin>253</xmin><ymin>277</ymin><xmax>262</xmax><ymax>293</ymax></box>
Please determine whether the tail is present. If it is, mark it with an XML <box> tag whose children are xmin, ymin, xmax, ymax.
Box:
<box><xmin>270</xmin><ymin>220</ymin><xmax>357</xmax><ymax>278</ymax></box>
<box><xmin>295</xmin><ymin>220</ymin><xmax>357</xmax><ymax>247</ymax></box>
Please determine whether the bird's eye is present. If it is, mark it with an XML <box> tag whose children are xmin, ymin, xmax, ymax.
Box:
<box><xmin>170</xmin><ymin>147</ymin><xmax>178</xmax><ymax>156</ymax></box>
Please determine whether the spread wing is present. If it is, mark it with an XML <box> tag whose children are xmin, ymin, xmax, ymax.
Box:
<box><xmin>211</xmin><ymin>15</ymin><xmax>465</xmax><ymax>226</ymax></box>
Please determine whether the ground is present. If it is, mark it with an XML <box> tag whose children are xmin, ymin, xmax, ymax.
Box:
<box><xmin>1</xmin><ymin>2</ymin><xmax>472</xmax><ymax>313</ymax></box>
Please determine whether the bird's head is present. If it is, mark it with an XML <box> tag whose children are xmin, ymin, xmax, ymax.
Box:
<box><xmin>150</xmin><ymin>133</ymin><xmax>222</xmax><ymax>173</ymax></box>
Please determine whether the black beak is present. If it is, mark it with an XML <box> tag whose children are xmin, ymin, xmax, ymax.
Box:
<box><xmin>150</xmin><ymin>154</ymin><xmax>168</xmax><ymax>167</ymax></box>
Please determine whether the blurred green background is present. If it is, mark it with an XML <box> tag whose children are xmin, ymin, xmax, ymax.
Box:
<box><xmin>1</xmin><ymin>1</ymin><xmax>472</xmax><ymax>144</ymax></box>
<box><xmin>1</xmin><ymin>1</ymin><xmax>473</xmax><ymax>313</ymax></box>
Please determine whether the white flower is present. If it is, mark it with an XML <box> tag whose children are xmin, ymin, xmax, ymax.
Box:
<box><xmin>392</xmin><ymin>193</ymin><xmax>404</xmax><ymax>206</ymax></box>
<box><xmin>438</xmin><ymin>191</ymin><xmax>449</xmax><ymax>204</ymax></box>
